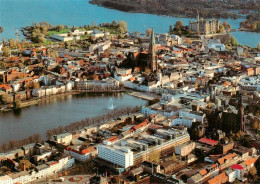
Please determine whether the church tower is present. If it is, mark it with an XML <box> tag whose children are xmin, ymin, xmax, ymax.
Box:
<box><xmin>238</xmin><ymin>94</ymin><xmax>245</xmax><ymax>132</ymax></box>
<box><xmin>148</xmin><ymin>29</ymin><xmax>158</xmax><ymax>72</ymax></box>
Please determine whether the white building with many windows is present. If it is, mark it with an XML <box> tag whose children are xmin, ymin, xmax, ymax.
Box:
<box><xmin>170</xmin><ymin>117</ymin><xmax>196</xmax><ymax>128</ymax></box>
<box><xmin>98</xmin><ymin>144</ymin><xmax>134</xmax><ymax>168</ymax></box>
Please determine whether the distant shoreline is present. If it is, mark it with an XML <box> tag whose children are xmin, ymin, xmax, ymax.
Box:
<box><xmin>89</xmin><ymin>0</ymin><xmax>243</xmax><ymax>20</ymax></box>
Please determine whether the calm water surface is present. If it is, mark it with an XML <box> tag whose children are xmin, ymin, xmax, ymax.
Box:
<box><xmin>0</xmin><ymin>93</ymin><xmax>148</xmax><ymax>144</ymax></box>
<box><xmin>0</xmin><ymin>0</ymin><xmax>259</xmax><ymax>47</ymax></box>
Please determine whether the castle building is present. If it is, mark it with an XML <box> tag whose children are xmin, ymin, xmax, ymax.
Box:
<box><xmin>188</xmin><ymin>16</ymin><xmax>220</xmax><ymax>35</ymax></box>
<box><xmin>148</xmin><ymin>29</ymin><xmax>158</xmax><ymax>72</ymax></box>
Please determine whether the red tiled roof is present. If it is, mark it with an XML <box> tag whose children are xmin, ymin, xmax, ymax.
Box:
<box><xmin>198</xmin><ymin>138</ymin><xmax>218</xmax><ymax>146</ymax></box>
<box><xmin>231</xmin><ymin>164</ymin><xmax>243</xmax><ymax>170</ymax></box>
<box><xmin>208</xmin><ymin>172</ymin><xmax>228</xmax><ymax>184</ymax></box>
<box><xmin>68</xmin><ymin>146</ymin><xmax>96</xmax><ymax>155</ymax></box>
<box><xmin>107</xmin><ymin>136</ymin><xmax>118</xmax><ymax>142</ymax></box>
<box><xmin>199</xmin><ymin>169</ymin><xmax>207</xmax><ymax>176</ymax></box>
<box><xmin>217</xmin><ymin>153</ymin><xmax>237</xmax><ymax>165</ymax></box>
<box><xmin>243</xmin><ymin>158</ymin><xmax>256</xmax><ymax>166</ymax></box>
<box><xmin>131</xmin><ymin>119</ymin><xmax>149</xmax><ymax>131</ymax></box>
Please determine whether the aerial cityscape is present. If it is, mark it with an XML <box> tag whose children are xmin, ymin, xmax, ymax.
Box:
<box><xmin>0</xmin><ymin>0</ymin><xmax>260</xmax><ymax>184</ymax></box>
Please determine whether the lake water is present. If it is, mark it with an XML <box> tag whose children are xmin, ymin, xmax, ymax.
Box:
<box><xmin>0</xmin><ymin>93</ymin><xmax>148</xmax><ymax>144</ymax></box>
<box><xmin>0</xmin><ymin>0</ymin><xmax>259</xmax><ymax>47</ymax></box>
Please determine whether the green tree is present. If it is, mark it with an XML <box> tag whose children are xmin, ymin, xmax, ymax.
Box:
<box><xmin>38</xmin><ymin>36</ymin><xmax>46</xmax><ymax>43</ymax></box>
<box><xmin>219</xmin><ymin>24</ymin><xmax>225</xmax><ymax>33</ymax></box>
<box><xmin>230</xmin><ymin>36</ymin><xmax>238</xmax><ymax>46</ymax></box>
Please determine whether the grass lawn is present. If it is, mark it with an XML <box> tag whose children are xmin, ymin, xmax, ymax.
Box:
<box><xmin>48</xmin><ymin>28</ymin><xmax>71</xmax><ymax>37</ymax></box>
<box><xmin>48</xmin><ymin>28</ymin><xmax>88</xmax><ymax>37</ymax></box>
<box><xmin>104</xmin><ymin>27</ymin><xmax>120</xmax><ymax>34</ymax></box>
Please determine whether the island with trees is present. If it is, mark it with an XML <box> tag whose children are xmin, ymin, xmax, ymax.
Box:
<box><xmin>240</xmin><ymin>13</ymin><xmax>260</xmax><ymax>32</ymax></box>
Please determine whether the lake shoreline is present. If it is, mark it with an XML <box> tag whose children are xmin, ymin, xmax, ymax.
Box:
<box><xmin>89</xmin><ymin>0</ymin><xmax>243</xmax><ymax>20</ymax></box>
<box><xmin>0</xmin><ymin>89</ymin><xmax>129</xmax><ymax>112</ymax></box>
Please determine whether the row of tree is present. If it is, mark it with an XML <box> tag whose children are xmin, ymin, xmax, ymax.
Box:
<box><xmin>0</xmin><ymin>133</ymin><xmax>42</xmax><ymax>153</ymax></box>
<box><xmin>46</xmin><ymin>106</ymin><xmax>140</xmax><ymax>139</ymax></box>
<box><xmin>0</xmin><ymin>106</ymin><xmax>141</xmax><ymax>153</ymax></box>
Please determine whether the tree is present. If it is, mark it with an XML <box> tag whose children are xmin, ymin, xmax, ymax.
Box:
<box><xmin>2</xmin><ymin>46</ymin><xmax>10</xmax><ymax>57</ymax></box>
<box><xmin>219</xmin><ymin>24</ymin><xmax>225</xmax><ymax>33</ymax></box>
<box><xmin>223</xmin><ymin>21</ymin><xmax>231</xmax><ymax>32</ymax></box>
<box><xmin>169</xmin><ymin>25</ymin><xmax>173</xmax><ymax>33</ymax></box>
<box><xmin>0</xmin><ymin>26</ymin><xmax>4</xmax><ymax>33</ymax></box>
<box><xmin>146</xmin><ymin>28</ymin><xmax>152</xmax><ymax>37</ymax></box>
<box><xmin>56</xmin><ymin>25</ymin><xmax>64</xmax><ymax>32</ymax></box>
<box><xmin>118</xmin><ymin>20</ymin><xmax>127</xmax><ymax>33</ymax></box>
<box><xmin>8</xmin><ymin>140</ymin><xmax>16</xmax><ymax>150</ymax></box>
<box><xmin>230</xmin><ymin>36</ymin><xmax>238</xmax><ymax>46</ymax></box>
<box><xmin>174</xmin><ymin>20</ymin><xmax>183</xmax><ymax>29</ymax></box>
<box><xmin>0</xmin><ymin>94</ymin><xmax>8</xmax><ymax>104</ymax></box>
<box><xmin>1</xmin><ymin>143</ymin><xmax>8</xmax><ymax>153</ymax></box>
<box><xmin>14</xmin><ymin>100</ymin><xmax>22</xmax><ymax>109</ymax></box>
<box><xmin>38</xmin><ymin>36</ymin><xmax>46</xmax><ymax>44</ymax></box>
<box><xmin>112</xmin><ymin>20</ymin><xmax>117</xmax><ymax>27</ymax></box>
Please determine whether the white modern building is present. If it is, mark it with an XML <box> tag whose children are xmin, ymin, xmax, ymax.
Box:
<box><xmin>98</xmin><ymin>144</ymin><xmax>134</xmax><ymax>168</ymax></box>
<box><xmin>51</xmin><ymin>29</ymin><xmax>92</xmax><ymax>42</ymax></box>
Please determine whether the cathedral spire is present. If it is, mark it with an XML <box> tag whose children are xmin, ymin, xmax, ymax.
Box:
<box><xmin>151</xmin><ymin>28</ymin><xmax>155</xmax><ymax>45</ymax></box>
<box><xmin>148</xmin><ymin>28</ymin><xmax>157</xmax><ymax>72</ymax></box>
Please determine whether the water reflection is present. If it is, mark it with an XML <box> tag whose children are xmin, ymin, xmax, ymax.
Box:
<box><xmin>0</xmin><ymin>93</ymin><xmax>147</xmax><ymax>144</ymax></box>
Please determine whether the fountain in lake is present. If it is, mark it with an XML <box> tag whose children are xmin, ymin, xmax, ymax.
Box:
<box><xmin>107</xmin><ymin>98</ymin><xmax>116</xmax><ymax>110</ymax></box>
